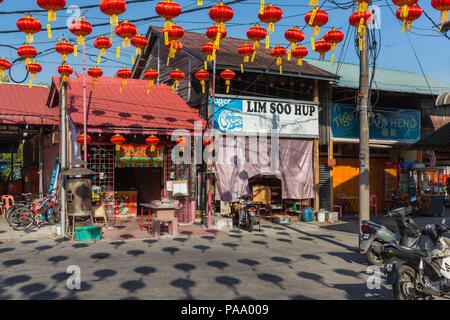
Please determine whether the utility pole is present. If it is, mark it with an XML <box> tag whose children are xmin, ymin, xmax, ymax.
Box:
<box><xmin>83</xmin><ymin>15</ymin><xmax>87</xmax><ymax>168</ymax></box>
<box><xmin>60</xmin><ymin>81</ymin><xmax>67</xmax><ymax>237</ymax></box>
<box><xmin>358</xmin><ymin>29</ymin><xmax>370</xmax><ymax>244</ymax></box>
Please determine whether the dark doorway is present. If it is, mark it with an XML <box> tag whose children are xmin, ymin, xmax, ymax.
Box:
<box><xmin>114</xmin><ymin>167</ymin><xmax>162</xmax><ymax>205</ymax></box>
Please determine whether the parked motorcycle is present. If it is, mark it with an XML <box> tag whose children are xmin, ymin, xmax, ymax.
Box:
<box><xmin>360</xmin><ymin>199</ymin><xmax>421</xmax><ymax>266</ymax></box>
<box><xmin>234</xmin><ymin>195</ymin><xmax>257</xmax><ymax>232</ymax></box>
<box><xmin>382</xmin><ymin>220</ymin><xmax>450</xmax><ymax>300</ymax></box>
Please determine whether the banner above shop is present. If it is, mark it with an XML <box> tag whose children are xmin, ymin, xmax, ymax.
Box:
<box><xmin>211</xmin><ymin>94</ymin><xmax>319</xmax><ymax>138</ymax></box>
<box><xmin>116</xmin><ymin>145</ymin><xmax>164</xmax><ymax>162</ymax></box>
<box><xmin>331</xmin><ymin>104</ymin><xmax>421</xmax><ymax>142</ymax></box>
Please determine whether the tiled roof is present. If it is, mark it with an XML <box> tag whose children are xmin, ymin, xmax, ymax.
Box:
<box><xmin>0</xmin><ymin>83</ymin><xmax>57</xmax><ymax>125</ymax></box>
<box><xmin>52</xmin><ymin>73</ymin><xmax>205</xmax><ymax>131</ymax></box>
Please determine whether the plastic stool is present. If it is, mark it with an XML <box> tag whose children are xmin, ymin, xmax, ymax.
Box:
<box><xmin>370</xmin><ymin>194</ymin><xmax>378</xmax><ymax>217</ymax></box>
<box><xmin>1</xmin><ymin>195</ymin><xmax>14</xmax><ymax>218</ymax></box>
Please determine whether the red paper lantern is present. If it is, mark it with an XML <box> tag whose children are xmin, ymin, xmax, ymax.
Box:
<box><xmin>116</xmin><ymin>67</ymin><xmax>132</xmax><ymax>93</ymax></box>
<box><xmin>291</xmin><ymin>46</ymin><xmax>308</xmax><ymax>66</ymax></box>
<box><xmin>111</xmin><ymin>134</ymin><xmax>125</xmax><ymax>151</ymax></box>
<box><xmin>69</xmin><ymin>16</ymin><xmax>93</xmax><ymax>45</ymax></box>
<box><xmin>94</xmin><ymin>36</ymin><xmax>112</xmax><ymax>56</ymax></box>
<box><xmin>220</xmin><ymin>69</ymin><xmax>235</xmax><ymax>94</ymax></box>
<box><xmin>17</xmin><ymin>44</ymin><xmax>37</xmax><ymax>65</ymax></box>
<box><xmin>238</xmin><ymin>44</ymin><xmax>255</xmax><ymax>73</ymax></box>
<box><xmin>57</xmin><ymin>63</ymin><xmax>73</xmax><ymax>83</ymax></box>
<box><xmin>155</xmin><ymin>0</ymin><xmax>181</xmax><ymax>29</ymax></box>
<box><xmin>305</xmin><ymin>8</ymin><xmax>329</xmax><ymax>37</ymax></box>
<box><xmin>354</xmin><ymin>0</ymin><xmax>371</xmax><ymax>13</ymax></box>
<box><xmin>176</xmin><ymin>136</ymin><xmax>188</xmax><ymax>153</ymax></box>
<box><xmin>324</xmin><ymin>28</ymin><xmax>344</xmax><ymax>51</ymax></box>
<box><xmin>247</xmin><ymin>24</ymin><xmax>267</xmax><ymax>50</ymax></box>
<box><xmin>206</xmin><ymin>24</ymin><xmax>227</xmax><ymax>42</ymax></box>
<box><xmin>115</xmin><ymin>20</ymin><xmax>137</xmax><ymax>48</ymax></box>
<box><xmin>37</xmin><ymin>0</ymin><xmax>66</xmax><ymax>21</ymax></box>
<box><xmin>131</xmin><ymin>34</ymin><xmax>149</xmax><ymax>56</ymax></box>
<box><xmin>396</xmin><ymin>5</ymin><xmax>423</xmax><ymax>32</ymax></box>
<box><xmin>17</xmin><ymin>15</ymin><xmax>42</xmax><ymax>44</ymax></box>
<box><xmin>284</xmin><ymin>27</ymin><xmax>305</xmax><ymax>50</ymax></box>
<box><xmin>0</xmin><ymin>58</ymin><xmax>11</xmax><ymax>85</ymax></box>
<box><xmin>146</xmin><ymin>135</ymin><xmax>160</xmax><ymax>152</ymax></box>
<box><xmin>144</xmin><ymin>69</ymin><xmax>159</xmax><ymax>93</ymax></box>
<box><xmin>55</xmin><ymin>40</ymin><xmax>74</xmax><ymax>62</ymax></box>
<box><xmin>99</xmin><ymin>0</ymin><xmax>127</xmax><ymax>26</ymax></box>
<box><xmin>77</xmin><ymin>134</ymin><xmax>92</xmax><ymax>151</ymax></box>
<box><xmin>349</xmin><ymin>11</ymin><xmax>373</xmax><ymax>37</ymax></box>
<box><xmin>431</xmin><ymin>0</ymin><xmax>450</xmax><ymax>22</ymax></box>
<box><xmin>258</xmin><ymin>4</ymin><xmax>283</xmax><ymax>34</ymax></box>
<box><xmin>25</xmin><ymin>61</ymin><xmax>42</xmax><ymax>88</ymax></box>
<box><xmin>88</xmin><ymin>66</ymin><xmax>103</xmax><ymax>88</ymax></box>
<box><xmin>202</xmin><ymin>42</ymin><xmax>219</xmax><ymax>70</ymax></box>
<box><xmin>195</xmin><ymin>69</ymin><xmax>210</xmax><ymax>94</ymax></box>
<box><xmin>393</xmin><ymin>0</ymin><xmax>419</xmax><ymax>19</ymax></box>
<box><xmin>270</xmin><ymin>45</ymin><xmax>287</xmax><ymax>74</ymax></box>
<box><xmin>170</xmin><ymin>69</ymin><xmax>185</xmax><ymax>91</ymax></box>
<box><xmin>209</xmin><ymin>2</ymin><xmax>233</xmax><ymax>48</ymax></box>
<box><xmin>314</xmin><ymin>39</ymin><xmax>331</xmax><ymax>61</ymax></box>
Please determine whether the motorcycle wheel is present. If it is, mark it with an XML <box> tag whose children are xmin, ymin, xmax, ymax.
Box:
<box><xmin>367</xmin><ymin>241</ymin><xmax>384</xmax><ymax>266</ymax></box>
<box><xmin>248</xmin><ymin>217</ymin><xmax>254</xmax><ymax>233</ymax></box>
<box><xmin>393</xmin><ymin>265</ymin><xmax>431</xmax><ymax>300</ymax></box>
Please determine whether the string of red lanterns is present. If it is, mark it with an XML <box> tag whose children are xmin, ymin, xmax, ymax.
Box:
<box><xmin>17</xmin><ymin>44</ymin><xmax>37</xmax><ymax>66</ymax></box>
<box><xmin>195</xmin><ymin>69</ymin><xmax>210</xmax><ymax>94</ymax></box>
<box><xmin>100</xmin><ymin>0</ymin><xmax>127</xmax><ymax>39</ymax></box>
<box><xmin>209</xmin><ymin>2</ymin><xmax>234</xmax><ymax>49</ymax></box>
<box><xmin>0</xmin><ymin>58</ymin><xmax>11</xmax><ymax>85</ymax></box>
<box><xmin>156</xmin><ymin>0</ymin><xmax>182</xmax><ymax>45</ymax></box>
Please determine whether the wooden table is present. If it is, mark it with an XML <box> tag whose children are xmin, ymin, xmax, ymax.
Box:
<box><xmin>140</xmin><ymin>203</ymin><xmax>178</xmax><ymax>236</ymax></box>
<box><xmin>335</xmin><ymin>196</ymin><xmax>359</xmax><ymax>213</ymax></box>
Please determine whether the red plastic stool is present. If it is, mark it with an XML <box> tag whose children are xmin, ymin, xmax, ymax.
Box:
<box><xmin>1</xmin><ymin>195</ymin><xmax>14</xmax><ymax>218</ymax></box>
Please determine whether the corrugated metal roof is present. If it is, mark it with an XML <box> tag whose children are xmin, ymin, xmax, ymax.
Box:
<box><xmin>53</xmin><ymin>73</ymin><xmax>205</xmax><ymax>131</ymax></box>
<box><xmin>0</xmin><ymin>83</ymin><xmax>58</xmax><ymax>125</ymax></box>
<box><xmin>305</xmin><ymin>58</ymin><xmax>450</xmax><ymax>95</ymax></box>
<box><xmin>407</xmin><ymin>121</ymin><xmax>450</xmax><ymax>151</ymax></box>
<box><xmin>148</xmin><ymin>26</ymin><xmax>339</xmax><ymax>80</ymax></box>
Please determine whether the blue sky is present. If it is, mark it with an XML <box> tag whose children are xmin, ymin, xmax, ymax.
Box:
<box><xmin>0</xmin><ymin>0</ymin><xmax>449</xmax><ymax>87</ymax></box>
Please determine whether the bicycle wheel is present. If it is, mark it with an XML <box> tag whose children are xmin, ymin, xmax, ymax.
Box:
<box><xmin>12</xmin><ymin>209</ymin><xmax>34</xmax><ymax>231</ymax></box>
<box><xmin>6</xmin><ymin>204</ymin><xmax>23</xmax><ymax>226</ymax></box>
<box><xmin>47</xmin><ymin>206</ymin><xmax>60</xmax><ymax>224</ymax></box>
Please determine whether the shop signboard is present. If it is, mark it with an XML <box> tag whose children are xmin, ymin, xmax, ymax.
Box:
<box><xmin>211</xmin><ymin>94</ymin><xmax>319</xmax><ymax>138</ymax></box>
<box><xmin>331</xmin><ymin>104</ymin><xmax>421</xmax><ymax>142</ymax></box>
<box><xmin>116</xmin><ymin>145</ymin><xmax>164</xmax><ymax>163</ymax></box>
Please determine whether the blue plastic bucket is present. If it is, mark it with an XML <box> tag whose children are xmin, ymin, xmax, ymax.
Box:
<box><xmin>302</xmin><ymin>208</ymin><xmax>314</xmax><ymax>222</ymax></box>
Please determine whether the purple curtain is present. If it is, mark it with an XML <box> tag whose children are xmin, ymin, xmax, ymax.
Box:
<box><xmin>214</xmin><ymin>137</ymin><xmax>314</xmax><ymax>201</ymax></box>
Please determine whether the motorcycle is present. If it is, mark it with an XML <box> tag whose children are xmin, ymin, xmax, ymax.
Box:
<box><xmin>383</xmin><ymin>220</ymin><xmax>450</xmax><ymax>300</ymax></box>
<box><xmin>360</xmin><ymin>199</ymin><xmax>421</xmax><ymax>266</ymax></box>
<box><xmin>234</xmin><ymin>195</ymin><xmax>257</xmax><ymax>232</ymax></box>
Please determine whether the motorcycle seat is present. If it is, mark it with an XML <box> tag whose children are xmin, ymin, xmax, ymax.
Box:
<box><xmin>396</xmin><ymin>245</ymin><xmax>428</xmax><ymax>258</ymax></box>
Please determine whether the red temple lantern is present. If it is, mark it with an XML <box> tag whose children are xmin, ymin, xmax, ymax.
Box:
<box><xmin>144</xmin><ymin>69</ymin><xmax>159</xmax><ymax>93</ymax></box>
<box><xmin>349</xmin><ymin>11</ymin><xmax>373</xmax><ymax>38</ymax></box>
<box><xmin>220</xmin><ymin>69</ymin><xmax>235</xmax><ymax>94</ymax></box>
<box><xmin>131</xmin><ymin>34</ymin><xmax>148</xmax><ymax>56</ymax></box>
<box><xmin>305</xmin><ymin>8</ymin><xmax>329</xmax><ymax>38</ymax></box>
<box><xmin>115</xmin><ymin>20</ymin><xmax>137</xmax><ymax>48</ymax></box>
<box><xmin>165</xmin><ymin>40</ymin><xmax>183</xmax><ymax>66</ymax></box>
<box><xmin>146</xmin><ymin>135</ymin><xmax>160</xmax><ymax>152</ymax></box>
<box><xmin>111</xmin><ymin>134</ymin><xmax>125</xmax><ymax>151</ymax></box>
<box><xmin>99</xmin><ymin>0</ymin><xmax>127</xmax><ymax>28</ymax></box>
<box><xmin>258</xmin><ymin>4</ymin><xmax>283</xmax><ymax>33</ymax></box>
<box><xmin>237</xmin><ymin>44</ymin><xmax>255</xmax><ymax>73</ymax></box>
<box><xmin>291</xmin><ymin>45</ymin><xmax>308</xmax><ymax>66</ymax></box>
<box><xmin>393</xmin><ymin>0</ymin><xmax>419</xmax><ymax>19</ymax></box>
<box><xmin>17</xmin><ymin>15</ymin><xmax>42</xmax><ymax>44</ymax></box>
<box><xmin>176</xmin><ymin>136</ymin><xmax>188</xmax><ymax>153</ymax></box>
<box><xmin>270</xmin><ymin>45</ymin><xmax>287</xmax><ymax>74</ymax></box>
<box><xmin>77</xmin><ymin>134</ymin><xmax>92</xmax><ymax>151</ymax></box>
<box><xmin>206</xmin><ymin>24</ymin><xmax>227</xmax><ymax>42</ymax></box>
<box><xmin>37</xmin><ymin>0</ymin><xmax>66</xmax><ymax>22</ymax></box>
<box><xmin>88</xmin><ymin>66</ymin><xmax>103</xmax><ymax>88</ymax></box>
<box><xmin>324</xmin><ymin>28</ymin><xmax>344</xmax><ymax>51</ymax></box>
<box><xmin>396</xmin><ymin>5</ymin><xmax>423</xmax><ymax>32</ymax></box>
<box><xmin>202</xmin><ymin>42</ymin><xmax>219</xmax><ymax>70</ymax></box>
<box><xmin>163</xmin><ymin>24</ymin><xmax>184</xmax><ymax>42</ymax></box>
<box><xmin>17</xmin><ymin>44</ymin><xmax>37</xmax><ymax>66</ymax></box>
<box><xmin>195</xmin><ymin>69</ymin><xmax>210</xmax><ymax>94</ymax></box>
<box><xmin>55</xmin><ymin>39</ymin><xmax>74</xmax><ymax>63</ymax></box>
<box><xmin>431</xmin><ymin>0</ymin><xmax>450</xmax><ymax>22</ymax></box>
<box><xmin>170</xmin><ymin>69</ymin><xmax>185</xmax><ymax>91</ymax></box>
<box><xmin>69</xmin><ymin>16</ymin><xmax>93</xmax><ymax>46</ymax></box>
<box><xmin>247</xmin><ymin>24</ymin><xmax>267</xmax><ymax>50</ymax></box>
<box><xmin>26</xmin><ymin>61</ymin><xmax>42</xmax><ymax>88</ymax></box>
<box><xmin>354</xmin><ymin>0</ymin><xmax>371</xmax><ymax>13</ymax></box>
<box><xmin>0</xmin><ymin>58</ymin><xmax>11</xmax><ymax>85</ymax></box>
<box><xmin>94</xmin><ymin>36</ymin><xmax>112</xmax><ymax>65</ymax></box>
<box><xmin>209</xmin><ymin>2</ymin><xmax>234</xmax><ymax>48</ymax></box>
<box><xmin>284</xmin><ymin>27</ymin><xmax>305</xmax><ymax>50</ymax></box>
<box><xmin>57</xmin><ymin>63</ymin><xmax>73</xmax><ymax>84</ymax></box>
<box><xmin>314</xmin><ymin>39</ymin><xmax>331</xmax><ymax>61</ymax></box>
<box><xmin>155</xmin><ymin>0</ymin><xmax>182</xmax><ymax>37</ymax></box>
<box><xmin>116</xmin><ymin>67</ymin><xmax>132</xmax><ymax>93</ymax></box>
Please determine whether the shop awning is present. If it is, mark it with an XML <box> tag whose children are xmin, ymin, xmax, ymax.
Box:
<box><xmin>51</xmin><ymin>73</ymin><xmax>206</xmax><ymax>133</ymax></box>
<box><xmin>406</xmin><ymin>122</ymin><xmax>450</xmax><ymax>151</ymax></box>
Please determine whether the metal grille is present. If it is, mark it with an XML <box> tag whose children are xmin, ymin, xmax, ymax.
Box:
<box><xmin>319</xmin><ymin>164</ymin><xmax>331</xmax><ymax>211</ymax></box>
<box><xmin>87</xmin><ymin>144</ymin><xmax>115</xmax><ymax>197</ymax></box>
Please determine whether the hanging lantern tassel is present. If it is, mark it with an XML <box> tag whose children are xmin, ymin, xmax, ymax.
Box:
<box><xmin>147</xmin><ymin>79</ymin><xmax>155</xmax><ymax>94</ymax></box>
<box><xmin>309</xmin><ymin>0</ymin><xmax>318</xmax><ymax>7</ymax></box>
<box><xmin>92</xmin><ymin>77</ymin><xmax>98</xmax><ymax>89</ymax></box>
<box><xmin>251</xmin><ymin>50</ymin><xmax>256</xmax><ymax>62</ymax></box>
<box><xmin>198</xmin><ymin>0</ymin><xmax>202</xmax><ymax>5</ymax></box>
<box><xmin>309</xmin><ymin>8</ymin><xmax>318</xmax><ymax>30</ymax></box>
<box><xmin>204</xmin><ymin>60</ymin><xmax>208</xmax><ymax>70</ymax></box>
<box><xmin>164</xmin><ymin>30</ymin><xmax>169</xmax><ymax>45</ymax></box>
<box><xmin>116</xmin><ymin>46</ymin><xmax>121</xmax><ymax>58</ymax></box>
<box><xmin>122</xmin><ymin>38</ymin><xmax>130</xmax><ymax>48</ymax></box>
<box><xmin>401</xmin><ymin>19</ymin><xmax>407</xmax><ymax>33</ymax></box>
<box><xmin>265</xmin><ymin>36</ymin><xmax>270</xmax><ymax>49</ymax></box>
<box><xmin>77</xmin><ymin>35</ymin><xmax>84</xmax><ymax>46</ymax></box>
<box><xmin>241</xmin><ymin>63</ymin><xmax>244</xmax><ymax>73</ymax></box>
<box><xmin>358</xmin><ymin>18</ymin><xmax>366</xmax><ymax>36</ymax></box>
<box><xmin>215</xmin><ymin>32</ymin><xmax>222</xmax><ymax>49</ymax></box>
<box><xmin>62</xmin><ymin>54</ymin><xmax>67</xmax><ymax>62</ymax></box>
<box><xmin>268</xmin><ymin>22</ymin><xmax>275</xmax><ymax>34</ymax></box>
<box><xmin>136</xmin><ymin>47</ymin><xmax>142</xmax><ymax>56</ymax></box>
<box><xmin>331</xmin><ymin>43</ymin><xmax>337</xmax><ymax>51</ymax></box>
<box><xmin>172</xmin><ymin>79</ymin><xmax>179</xmax><ymax>92</ymax></box>
<box><xmin>47</xmin><ymin>24</ymin><xmax>52</xmax><ymax>39</ymax></box>
<box><xmin>97</xmin><ymin>55</ymin><xmax>101</xmax><ymax>65</ymax></box>
<box><xmin>357</xmin><ymin>2</ymin><xmax>368</xmax><ymax>14</ymax></box>
<box><xmin>132</xmin><ymin>55</ymin><xmax>135</xmax><ymax>65</ymax></box>
<box><xmin>359</xmin><ymin>38</ymin><xmax>363</xmax><ymax>51</ymax></box>
<box><xmin>225</xmin><ymin>80</ymin><xmax>230</xmax><ymax>94</ymax></box>
<box><xmin>313</xmin><ymin>26</ymin><xmax>320</xmax><ymax>37</ymax></box>
<box><xmin>297</xmin><ymin>58</ymin><xmax>303</xmax><ymax>66</ymax></box>
<box><xmin>441</xmin><ymin>10</ymin><xmax>448</xmax><ymax>22</ymax></box>
<box><xmin>111</xmin><ymin>26</ymin><xmax>114</xmax><ymax>41</ymax></box>
<box><xmin>311</xmin><ymin>37</ymin><xmax>315</xmax><ymax>50</ymax></box>
<box><xmin>330</xmin><ymin>54</ymin><xmax>335</xmax><ymax>65</ymax></box>
<box><xmin>287</xmin><ymin>50</ymin><xmax>291</xmax><ymax>61</ymax></box>
<box><xmin>120</xmin><ymin>78</ymin><xmax>127</xmax><ymax>93</ymax></box>
<box><xmin>201</xmin><ymin>80</ymin><xmax>205</xmax><ymax>93</ymax></box>
<box><xmin>253</xmin><ymin>40</ymin><xmax>260</xmax><ymax>50</ymax></box>
<box><xmin>116</xmin><ymin>144</ymin><xmax>121</xmax><ymax>151</ymax></box>
<box><xmin>47</xmin><ymin>10</ymin><xmax>57</xmax><ymax>22</ymax></box>
<box><xmin>74</xmin><ymin>45</ymin><xmax>78</xmax><ymax>57</ymax></box>
<box><xmin>260</xmin><ymin>0</ymin><xmax>264</xmax><ymax>15</ymax></box>
<box><xmin>27</xmin><ymin>33</ymin><xmax>34</xmax><ymax>44</ymax></box>
<box><xmin>401</xmin><ymin>5</ymin><xmax>409</xmax><ymax>19</ymax></box>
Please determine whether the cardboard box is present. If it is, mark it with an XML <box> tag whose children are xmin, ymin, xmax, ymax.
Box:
<box><xmin>273</xmin><ymin>215</ymin><xmax>291</xmax><ymax>224</ymax></box>
<box><xmin>326</xmin><ymin>211</ymin><xmax>339</xmax><ymax>223</ymax></box>
<box><xmin>252</xmin><ymin>185</ymin><xmax>271</xmax><ymax>204</ymax></box>
<box><xmin>220</xmin><ymin>201</ymin><xmax>230</xmax><ymax>216</ymax></box>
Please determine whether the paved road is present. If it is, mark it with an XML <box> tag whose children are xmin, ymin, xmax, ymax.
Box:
<box><xmin>0</xmin><ymin>220</ymin><xmax>395</xmax><ymax>300</ymax></box>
